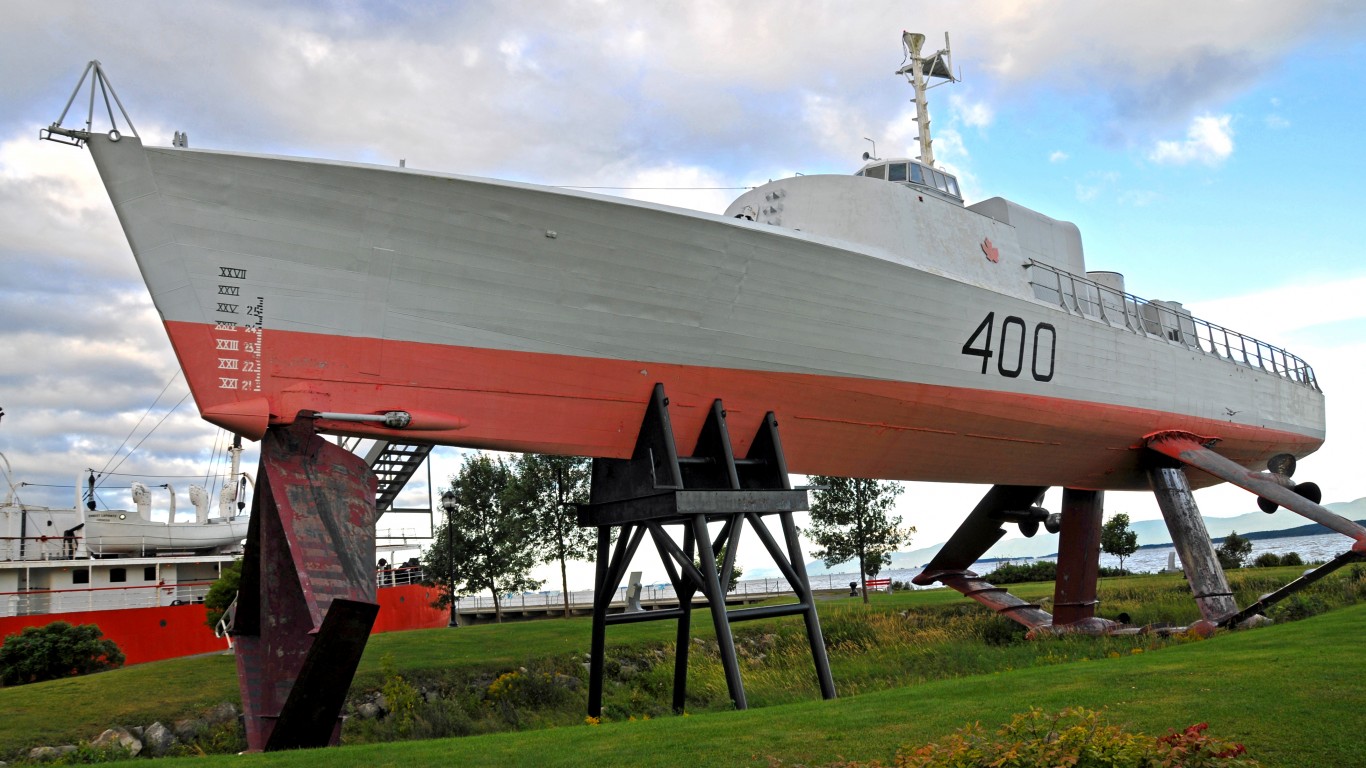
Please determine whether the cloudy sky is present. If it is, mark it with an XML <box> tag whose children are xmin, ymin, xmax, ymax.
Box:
<box><xmin>3</xmin><ymin>2</ymin><xmax>1365</xmax><ymax>587</ymax></box>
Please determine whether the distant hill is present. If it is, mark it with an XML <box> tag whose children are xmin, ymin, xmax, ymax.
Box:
<box><xmin>782</xmin><ymin>497</ymin><xmax>1366</xmax><ymax>577</ymax></box>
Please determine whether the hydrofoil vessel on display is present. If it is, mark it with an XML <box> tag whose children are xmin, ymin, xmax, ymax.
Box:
<box><xmin>41</xmin><ymin>31</ymin><xmax>1365</xmax><ymax>749</ymax></box>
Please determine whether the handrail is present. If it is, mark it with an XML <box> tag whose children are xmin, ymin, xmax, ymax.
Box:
<box><xmin>376</xmin><ymin>564</ymin><xmax>425</xmax><ymax>587</ymax></box>
<box><xmin>1024</xmin><ymin>261</ymin><xmax>1319</xmax><ymax>391</ymax></box>
<box><xmin>0</xmin><ymin>579</ymin><xmax>217</xmax><ymax>618</ymax></box>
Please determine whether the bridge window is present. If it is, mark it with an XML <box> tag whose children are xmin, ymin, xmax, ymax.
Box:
<box><xmin>864</xmin><ymin>164</ymin><xmax>886</xmax><ymax>180</ymax></box>
<box><xmin>909</xmin><ymin>163</ymin><xmax>924</xmax><ymax>184</ymax></box>
<box><xmin>110</xmin><ymin>568</ymin><xmax>127</xmax><ymax>583</ymax></box>
<box><xmin>887</xmin><ymin>163</ymin><xmax>907</xmax><ymax>182</ymax></box>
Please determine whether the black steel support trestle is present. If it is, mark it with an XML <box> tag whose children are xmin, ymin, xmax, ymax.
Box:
<box><xmin>579</xmin><ymin>384</ymin><xmax>836</xmax><ymax>716</ymax></box>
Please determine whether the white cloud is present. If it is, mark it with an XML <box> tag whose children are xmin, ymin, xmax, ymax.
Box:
<box><xmin>950</xmin><ymin>95</ymin><xmax>993</xmax><ymax>129</ymax></box>
<box><xmin>1117</xmin><ymin>189</ymin><xmax>1160</xmax><ymax>207</ymax></box>
<box><xmin>599</xmin><ymin>162</ymin><xmax>739</xmax><ymax>215</ymax></box>
<box><xmin>1189</xmin><ymin>275</ymin><xmax>1366</xmax><ymax>339</ymax></box>
<box><xmin>1049</xmin><ymin>150</ymin><xmax>1068</xmax><ymax>163</ymax></box>
<box><xmin>1148</xmin><ymin>114</ymin><xmax>1235</xmax><ymax>166</ymax></box>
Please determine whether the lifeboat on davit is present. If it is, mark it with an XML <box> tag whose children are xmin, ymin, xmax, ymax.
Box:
<box><xmin>43</xmin><ymin>60</ymin><xmax>1322</xmax><ymax>493</ymax></box>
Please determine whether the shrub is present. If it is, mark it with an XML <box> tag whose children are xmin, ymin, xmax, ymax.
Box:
<box><xmin>380</xmin><ymin>654</ymin><xmax>420</xmax><ymax>737</ymax></box>
<box><xmin>1269</xmin><ymin>594</ymin><xmax>1328</xmax><ymax>623</ymax></box>
<box><xmin>203</xmin><ymin>559</ymin><xmax>242</xmax><ymax>630</ymax></box>
<box><xmin>977</xmin><ymin>615</ymin><xmax>1027</xmax><ymax>646</ymax></box>
<box><xmin>1252</xmin><ymin>551</ymin><xmax>1303</xmax><ymax>568</ymax></box>
<box><xmin>846</xmin><ymin>707</ymin><xmax>1257</xmax><ymax>768</ymax></box>
<box><xmin>988</xmin><ymin>561</ymin><xmax>1057</xmax><ymax>584</ymax></box>
<box><xmin>0</xmin><ymin>622</ymin><xmax>124</xmax><ymax>685</ymax></box>
<box><xmin>986</xmin><ymin>561</ymin><xmax>1131</xmax><ymax>585</ymax></box>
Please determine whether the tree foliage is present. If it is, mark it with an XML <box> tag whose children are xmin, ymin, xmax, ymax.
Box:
<box><xmin>1216</xmin><ymin>530</ymin><xmax>1253</xmax><ymax>570</ymax></box>
<box><xmin>0</xmin><ymin>622</ymin><xmax>124</xmax><ymax>685</ymax></box>
<box><xmin>1100</xmin><ymin>513</ymin><xmax>1140</xmax><ymax>573</ymax></box>
<box><xmin>695</xmin><ymin>545</ymin><xmax>745</xmax><ymax>593</ymax></box>
<box><xmin>807</xmin><ymin>476</ymin><xmax>911</xmax><ymax>603</ymax></box>
<box><xmin>423</xmin><ymin>453</ymin><xmax>543</xmax><ymax>622</ymax></box>
<box><xmin>505</xmin><ymin>454</ymin><xmax>594</xmax><ymax>617</ymax></box>
<box><xmin>203</xmin><ymin>559</ymin><xmax>242</xmax><ymax>630</ymax></box>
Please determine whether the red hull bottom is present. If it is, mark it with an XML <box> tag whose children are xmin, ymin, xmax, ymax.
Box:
<box><xmin>0</xmin><ymin>584</ymin><xmax>448</xmax><ymax>666</ymax></box>
<box><xmin>171</xmin><ymin>321</ymin><xmax>1321</xmax><ymax>491</ymax></box>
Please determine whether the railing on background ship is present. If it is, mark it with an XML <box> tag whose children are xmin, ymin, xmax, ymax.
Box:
<box><xmin>4</xmin><ymin>565</ymin><xmax>431</xmax><ymax>619</ymax></box>
<box><xmin>1</xmin><ymin>534</ymin><xmax>245</xmax><ymax>562</ymax></box>
<box><xmin>0</xmin><ymin>580</ymin><xmax>216</xmax><ymax>618</ymax></box>
<box><xmin>1025</xmin><ymin>260</ymin><xmax>1318</xmax><ymax>390</ymax></box>
<box><xmin>376</xmin><ymin>564</ymin><xmax>426</xmax><ymax>587</ymax></box>
<box><xmin>0</xmin><ymin>535</ymin><xmax>83</xmax><ymax>562</ymax></box>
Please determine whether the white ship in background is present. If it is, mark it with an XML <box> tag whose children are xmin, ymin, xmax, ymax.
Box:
<box><xmin>0</xmin><ymin>443</ymin><xmax>248</xmax><ymax>617</ymax></box>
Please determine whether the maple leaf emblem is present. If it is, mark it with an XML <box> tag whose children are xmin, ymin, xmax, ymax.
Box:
<box><xmin>981</xmin><ymin>237</ymin><xmax>999</xmax><ymax>263</ymax></box>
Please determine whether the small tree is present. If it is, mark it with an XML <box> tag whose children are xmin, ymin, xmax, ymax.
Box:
<box><xmin>0</xmin><ymin>622</ymin><xmax>124</xmax><ymax>685</ymax></box>
<box><xmin>695</xmin><ymin>545</ymin><xmax>745</xmax><ymax>593</ymax></box>
<box><xmin>506</xmin><ymin>454</ymin><xmax>594</xmax><ymax>618</ymax></box>
<box><xmin>423</xmin><ymin>453</ymin><xmax>543</xmax><ymax>622</ymax></box>
<box><xmin>1216</xmin><ymin>530</ymin><xmax>1253</xmax><ymax>570</ymax></box>
<box><xmin>808</xmin><ymin>476</ymin><xmax>912</xmax><ymax>603</ymax></box>
<box><xmin>1100</xmin><ymin>513</ymin><xmax>1139</xmax><ymax>573</ymax></box>
<box><xmin>203</xmin><ymin>559</ymin><xmax>243</xmax><ymax>630</ymax></box>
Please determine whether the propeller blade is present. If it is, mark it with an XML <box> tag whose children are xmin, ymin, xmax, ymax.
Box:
<box><xmin>1258</xmin><ymin>496</ymin><xmax>1278</xmax><ymax>514</ymax></box>
<box><xmin>1294</xmin><ymin>481</ymin><xmax>1322</xmax><ymax>505</ymax></box>
<box><xmin>1043</xmin><ymin>512</ymin><xmax>1062</xmax><ymax>535</ymax></box>
<box><xmin>1019</xmin><ymin>519</ymin><xmax>1040</xmax><ymax>538</ymax></box>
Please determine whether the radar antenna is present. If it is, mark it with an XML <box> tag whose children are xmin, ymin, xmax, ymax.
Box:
<box><xmin>895</xmin><ymin>31</ymin><xmax>958</xmax><ymax>168</ymax></box>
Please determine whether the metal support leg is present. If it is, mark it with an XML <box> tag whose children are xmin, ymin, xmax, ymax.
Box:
<box><xmin>691</xmin><ymin>514</ymin><xmax>746</xmax><ymax>710</ymax></box>
<box><xmin>781</xmin><ymin>510</ymin><xmax>836</xmax><ymax>699</ymax></box>
<box><xmin>587</xmin><ymin>527</ymin><xmax>611</xmax><ymax>719</ymax></box>
<box><xmin>671</xmin><ymin>525</ymin><xmax>696</xmax><ymax>714</ymax></box>
<box><xmin>1053</xmin><ymin>488</ymin><xmax>1104</xmax><ymax>627</ymax></box>
<box><xmin>1146</xmin><ymin>460</ymin><xmax>1239</xmax><ymax>626</ymax></box>
<box><xmin>232</xmin><ymin>419</ymin><xmax>379</xmax><ymax>752</ymax></box>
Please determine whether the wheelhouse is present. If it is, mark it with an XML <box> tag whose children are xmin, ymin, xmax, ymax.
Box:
<box><xmin>856</xmin><ymin>158</ymin><xmax>962</xmax><ymax>203</ymax></box>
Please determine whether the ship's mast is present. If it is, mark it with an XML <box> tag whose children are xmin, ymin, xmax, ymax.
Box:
<box><xmin>220</xmin><ymin>434</ymin><xmax>249</xmax><ymax>517</ymax></box>
<box><xmin>896</xmin><ymin>31</ymin><xmax>958</xmax><ymax>168</ymax></box>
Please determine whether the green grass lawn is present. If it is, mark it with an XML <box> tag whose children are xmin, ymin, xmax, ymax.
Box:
<box><xmin>83</xmin><ymin>601</ymin><xmax>1366</xmax><ymax>768</ymax></box>
<box><xmin>2</xmin><ymin>568</ymin><xmax>1361</xmax><ymax>766</ymax></box>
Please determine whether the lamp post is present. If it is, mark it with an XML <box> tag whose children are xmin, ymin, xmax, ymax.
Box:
<box><xmin>441</xmin><ymin>489</ymin><xmax>458</xmax><ymax>627</ymax></box>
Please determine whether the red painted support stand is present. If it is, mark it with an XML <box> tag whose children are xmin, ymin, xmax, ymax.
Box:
<box><xmin>1052</xmin><ymin>488</ymin><xmax>1105</xmax><ymax>628</ymax></box>
<box><xmin>231</xmin><ymin>418</ymin><xmax>380</xmax><ymax>752</ymax></box>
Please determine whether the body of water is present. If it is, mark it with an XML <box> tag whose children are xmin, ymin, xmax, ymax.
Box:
<box><xmin>455</xmin><ymin>531</ymin><xmax>1356</xmax><ymax>611</ymax></box>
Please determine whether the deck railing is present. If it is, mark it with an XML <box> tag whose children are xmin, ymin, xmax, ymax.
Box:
<box><xmin>0</xmin><ymin>580</ymin><xmax>216</xmax><ymax>617</ymax></box>
<box><xmin>1025</xmin><ymin>261</ymin><xmax>1318</xmax><ymax>390</ymax></box>
<box><xmin>0</xmin><ymin>534</ymin><xmax>247</xmax><ymax>562</ymax></box>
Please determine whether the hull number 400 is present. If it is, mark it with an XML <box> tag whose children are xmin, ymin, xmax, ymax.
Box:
<box><xmin>961</xmin><ymin>312</ymin><xmax>1056</xmax><ymax>382</ymax></box>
